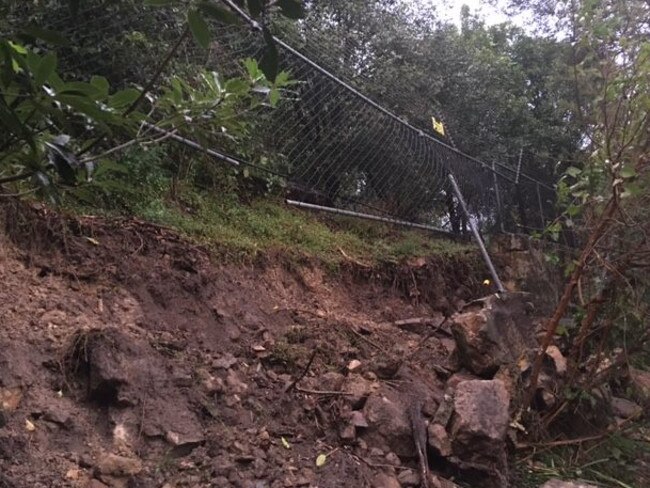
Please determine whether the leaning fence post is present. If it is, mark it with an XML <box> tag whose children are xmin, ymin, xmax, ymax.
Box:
<box><xmin>448</xmin><ymin>174</ymin><xmax>506</xmax><ymax>294</ymax></box>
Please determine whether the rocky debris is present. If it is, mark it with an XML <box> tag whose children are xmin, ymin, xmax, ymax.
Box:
<box><xmin>429</xmin><ymin>474</ymin><xmax>461</xmax><ymax>488</ymax></box>
<box><xmin>67</xmin><ymin>328</ymin><xmax>204</xmax><ymax>451</ymax></box>
<box><xmin>0</xmin><ymin>388</ymin><xmax>22</xmax><ymax>413</ymax></box>
<box><xmin>611</xmin><ymin>397</ymin><xmax>642</xmax><ymax>419</ymax></box>
<box><xmin>370</xmin><ymin>473</ymin><xmax>401</xmax><ymax>488</ymax></box>
<box><xmin>397</xmin><ymin>469</ymin><xmax>420</xmax><ymax>486</ymax></box>
<box><xmin>451</xmin><ymin>293</ymin><xmax>536</xmax><ymax>376</ymax></box>
<box><xmin>427</xmin><ymin>423</ymin><xmax>452</xmax><ymax>457</ymax></box>
<box><xmin>544</xmin><ymin>346</ymin><xmax>567</xmax><ymax>376</ymax></box>
<box><xmin>449</xmin><ymin>379</ymin><xmax>510</xmax><ymax>487</ymax></box>
<box><xmin>538</xmin><ymin>480</ymin><xmax>597</xmax><ymax>488</ymax></box>
<box><xmin>95</xmin><ymin>452</ymin><xmax>143</xmax><ymax>476</ymax></box>
<box><xmin>347</xmin><ymin>359</ymin><xmax>362</xmax><ymax>372</ymax></box>
<box><xmin>362</xmin><ymin>392</ymin><xmax>414</xmax><ymax>458</ymax></box>
<box><xmin>342</xmin><ymin>375</ymin><xmax>379</xmax><ymax>409</ymax></box>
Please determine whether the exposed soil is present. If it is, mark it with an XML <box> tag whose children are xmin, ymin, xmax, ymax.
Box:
<box><xmin>0</xmin><ymin>203</ymin><xmax>487</xmax><ymax>488</ymax></box>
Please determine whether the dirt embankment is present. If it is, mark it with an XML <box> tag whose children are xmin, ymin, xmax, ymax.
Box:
<box><xmin>0</xmin><ymin>203</ymin><xmax>488</xmax><ymax>488</ymax></box>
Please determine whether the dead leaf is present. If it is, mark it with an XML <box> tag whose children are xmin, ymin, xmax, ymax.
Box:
<box><xmin>316</xmin><ymin>454</ymin><xmax>327</xmax><ymax>467</ymax></box>
<box><xmin>25</xmin><ymin>419</ymin><xmax>36</xmax><ymax>432</ymax></box>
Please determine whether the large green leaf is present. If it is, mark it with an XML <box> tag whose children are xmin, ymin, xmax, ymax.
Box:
<box><xmin>188</xmin><ymin>9</ymin><xmax>211</xmax><ymax>49</ymax></box>
<box><xmin>108</xmin><ymin>88</ymin><xmax>140</xmax><ymax>109</ymax></box>
<box><xmin>34</xmin><ymin>53</ymin><xmax>57</xmax><ymax>86</ymax></box>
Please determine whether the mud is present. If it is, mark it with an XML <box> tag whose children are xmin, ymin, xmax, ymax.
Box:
<box><xmin>0</xmin><ymin>203</ymin><xmax>486</xmax><ymax>487</ymax></box>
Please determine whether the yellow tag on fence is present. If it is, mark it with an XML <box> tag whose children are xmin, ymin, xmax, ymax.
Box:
<box><xmin>432</xmin><ymin>117</ymin><xmax>445</xmax><ymax>136</ymax></box>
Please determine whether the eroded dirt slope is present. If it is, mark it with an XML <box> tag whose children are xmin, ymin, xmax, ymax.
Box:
<box><xmin>0</xmin><ymin>205</ymin><xmax>485</xmax><ymax>488</ymax></box>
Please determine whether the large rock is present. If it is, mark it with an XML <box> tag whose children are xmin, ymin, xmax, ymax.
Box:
<box><xmin>362</xmin><ymin>392</ymin><xmax>414</xmax><ymax>458</ymax></box>
<box><xmin>451</xmin><ymin>293</ymin><xmax>536</xmax><ymax>376</ymax></box>
<box><xmin>611</xmin><ymin>397</ymin><xmax>642</xmax><ymax>419</ymax></box>
<box><xmin>449</xmin><ymin>379</ymin><xmax>510</xmax><ymax>487</ymax></box>
<box><xmin>539</xmin><ymin>480</ymin><xmax>597</xmax><ymax>488</ymax></box>
<box><xmin>68</xmin><ymin>328</ymin><xmax>204</xmax><ymax>450</ymax></box>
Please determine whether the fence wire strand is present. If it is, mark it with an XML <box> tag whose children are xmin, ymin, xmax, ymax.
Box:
<box><xmin>3</xmin><ymin>0</ymin><xmax>559</xmax><ymax>236</ymax></box>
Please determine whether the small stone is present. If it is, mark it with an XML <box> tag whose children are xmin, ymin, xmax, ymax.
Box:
<box><xmin>226</xmin><ymin>369</ymin><xmax>248</xmax><ymax>394</ymax></box>
<box><xmin>95</xmin><ymin>453</ymin><xmax>143</xmax><ymax>476</ymax></box>
<box><xmin>370</xmin><ymin>447</ymin><xmax>384</xmax><ymax>457</ymax></box>
<box><xmin>611</xmin><ymin>397</ymin><xmax>642</xmax><ymax>419</ymax></box>
<box><xmin>428</xmin><ymin>423</ymin><xmax>452</xmax><ymax>457</ymax></box>
<box><xmin>340</xmin><ymin>424</ymin><xmax>356</xmax><ymax>441</ymax></box>
<box><xmin>65</xmin><ymin>469</ymin><xmax>81</xmax><ymax>480</ymax></box>
<box><xmin>213</xmin><ymin>353</ymin><xmax>238</xmax><ymax>369</ymax></box>
<box><xmin>397</xmin><ymin>469</ymin><xmax>420</xmax><ymax>486</ymax></box>
<box><xmin>371</xmin><ymin>473</ymin><xmax>401</xmax><ymax>488</ymax></box>
<box><xmin>347</xmin><ymin>359</ymin><xmax>362</xmax><ymax>372</ymax></box>
<box><xmin>385</xmin><ymin>452</ymin><xmax>401</xmax><ymax>466</ymax></box>
<box><xmin>349</xmin><ymin>410</ymin><xmax>369</xmax><ymax>428</ymax></box>
<box><xmin>545</xmin><ymin>346</ymin><xmax>567</xmax><ymax>376</ymax></box>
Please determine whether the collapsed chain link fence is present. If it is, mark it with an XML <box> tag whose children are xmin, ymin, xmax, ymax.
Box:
<box><xmin>4</xmin><ymin>0</ymin><xmax>558</xmax><ymax>237</ymax></box>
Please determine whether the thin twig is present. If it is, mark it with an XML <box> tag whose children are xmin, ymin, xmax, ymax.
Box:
<box><xmin>295</xmin><ymin>386</ymin><xmax>355</xmax><ymax>396</ymax></box>
<box><xmin>285</xmin><ymin>349</ymin><xmax>318</xmax><ymax>393</ymax></box>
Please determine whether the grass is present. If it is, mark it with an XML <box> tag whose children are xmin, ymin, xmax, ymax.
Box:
<box><xmin>514</xmin><ymin>422</ymin><xmax>650</xmax><ymax>488</ymax></box>
<box><xmin>129</xmin><ymin>189</ymin><xmax>474</xmax><ymax>265</ymax></box>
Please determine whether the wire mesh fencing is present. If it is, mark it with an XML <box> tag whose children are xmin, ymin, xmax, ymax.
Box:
<box><xmin>3</xmin><ymin>0</ymin><xmax>558</xmax><ymax>237</ymax></box>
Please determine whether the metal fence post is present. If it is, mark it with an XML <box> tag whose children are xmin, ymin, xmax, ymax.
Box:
<box><xmin>448</xmin><ymin>174</ymin><xmax>506</xmax><ymax>293</ymax></box>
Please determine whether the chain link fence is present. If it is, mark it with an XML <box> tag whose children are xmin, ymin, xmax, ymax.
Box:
<box><xmin>4</xmin><ymin>0</ymin><xmax>558</xmax><ymax>237</ymax></box>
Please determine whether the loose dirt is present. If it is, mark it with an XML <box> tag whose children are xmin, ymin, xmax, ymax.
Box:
<box><xmin>0</xmin><ymin>203</ymin><xmax>486</xmax><ymax>488</ymax></box>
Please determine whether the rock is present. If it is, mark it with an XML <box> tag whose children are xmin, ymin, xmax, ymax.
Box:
<box><xmin>86</xmin><ymin>480</ymin><xmax>110</xmax><ymax>488</ymax></box>
<box><xmin>339</xmin><ymin>424</ymin><xmax>356</xmax><ymax>441</ymax></box>
<box><xmin>544</xmin><ymin>346</ymin><xmax>567</xmax><ymax>376</ymax></box>
<box><xmin>95</xmin><ymin>453</ymin><xmax>142</xmax><ymax>476</ymax></box>
<box><xmin>449</xmin><ymin>379</ymin><xmax>510</xmax><ymax>487</ymax></box>
<box><xmin>385</xmin><ymin>452</ymin><xmax>401</xmax><ymax>466</ymax></box>
<box><xmin>538</xmin><ymin>480</ymin><xmax>597</xmax><ymax>488</ymax></box>
<box><xmin>43</xmin><ymin>407</ymin><xmax>73</xmax><ymax>429</ymax></box>
<box><xmin>397</xmin><ymin>469</ymin><xmax>419</xmax><ymax>486</ymax></box>
<box><xmin>226</xmin><ymin>369</ymin><xmax>248</xmax><ymax>394</ymax></box>
<box><xmin>433</xmin><ymin>388</ymin><xmax>455</xmax><ymax>428</ymax></box>
<box><xmin>213</xmin><ymin>353</ymin><xmax>238</xmax><ymax>369</ymax></box>
<box><xmin>343</xmin><ymin>376</ymin><xmax>377</xmax><ymax>409</ymax></box>
<box><xmin>428</xmin><ymin>423</ymin><xmax>452</xmax><ymax>457</ymax></box>
<box><xmin>0</xmin><ymin>388</ymin><xmax>22</xmax><ymax>412</ymax></box>
<box><xmin>370</xmin><ymin>473</ymin><xmax>401</xmax><ymax>488</ymax></box>
<box><xmin>347</xmin><ymin>359</ymin><xmax>362</xmax><ymax>372</ymax></box>
<box><xmin>629</xmin><ymin>368</ymin><xmax>650</xmax><ymax>404</ymax></box>
<box><xmin>451</xmin><ymin>379</ymin><xmax>510</xmax><ymax>444</ymax></box>
<box><xmin>611</xmin><ymin>397</ymin><xmax>642</xmax><ymax>419</ymax></box>
<box><xmin>349</xmin><ymin>410</ymin><xmax>369</xmax><ymax>428</ymax></box>
<box><xmin>429</xmin><ymin>475</ymin><xmax>461</xmax><ymax>488</ymax></box>
<box><xmin>362</xmin><ymin>393</ymin><xmax>414</xmax><ymax>458</ymax></box>
<box><xmin>451</xmin><ymin>293</ymin><xmax>536</xmax><ymax>376</ymax></box>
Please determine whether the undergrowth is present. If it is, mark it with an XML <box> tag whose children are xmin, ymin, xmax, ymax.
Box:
<box><xmin>66</xmin><ymin>147</ymin><xmax>473</xmax><ymax>265</ymax></box>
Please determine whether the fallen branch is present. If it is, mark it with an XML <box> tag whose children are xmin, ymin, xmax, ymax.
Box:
<box><xmin>295</xmin><ymin>386</ymin><xmax>355</xmax><ymax>396</ymax></box>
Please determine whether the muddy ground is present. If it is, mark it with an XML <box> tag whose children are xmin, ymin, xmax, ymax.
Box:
<box><xmin>0</xmin><ymin>204</ymin><xmax>489</xmax><ymax>487</ymax></box>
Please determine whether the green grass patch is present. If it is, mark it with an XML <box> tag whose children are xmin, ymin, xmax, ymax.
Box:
<box><xmin>133</xmin><ymin>190</ymin><xmax>473</xmax><ymax>264</ymax></box>
<box><xmin>514</xmin><ymin>423</ymin><xmax>650</xmax><ymax>488</ymax></box>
